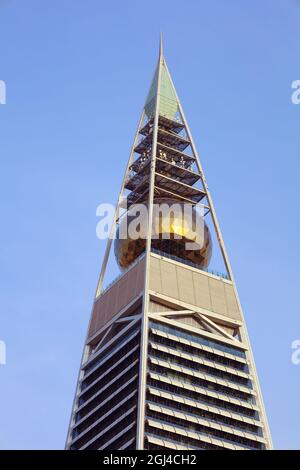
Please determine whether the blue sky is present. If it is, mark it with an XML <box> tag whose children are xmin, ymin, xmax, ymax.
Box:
<box><xmin>0</xmin><ymin>0</ymin><xmax>299</xmax><ymax>449</ymax></box>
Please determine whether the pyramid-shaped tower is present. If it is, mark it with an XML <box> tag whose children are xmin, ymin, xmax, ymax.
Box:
<box><xmin>66</xmin><ymin>38</ymin><xmax>272</xmax><ymax>450</ymax></box>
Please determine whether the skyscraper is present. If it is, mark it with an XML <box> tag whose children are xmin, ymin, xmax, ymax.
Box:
<box><xmin>66</xmin><ymin>38</ymin><xmax>272</xmax><ymax>451</ymax></box>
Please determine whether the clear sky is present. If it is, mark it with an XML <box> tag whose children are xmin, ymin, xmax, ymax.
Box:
<box><xmin>0</xmin><ymin>0</ymin><xmax>299</xmax><ymax>450</ymax></box>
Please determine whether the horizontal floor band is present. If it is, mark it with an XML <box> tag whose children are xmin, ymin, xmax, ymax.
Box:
<box><xmin>147</xmin><ymin>402</ymin><xmax>266</xmax><ymax>444</ymax></box>
<box><xmin>149</xmin><ymin>356</ymin><xmax>255</xmax><ymax>396</ymax></box>
<box><xmin>147</xmin><ymin>386</ymin><xmax>263</xmax><ymax>428</ymax></box>
<box><xmin>149</xmin><ymin>340</ymin><xmax>251</xmax><ymax>380</ymax></box>
<box><xmin>148</xmin><ymin>372</ymin><xmax>260</xmax><ymax>412</ymax></box>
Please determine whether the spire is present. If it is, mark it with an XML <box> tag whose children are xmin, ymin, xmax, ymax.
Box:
<box><xmin>144</xmin><ymin>35</ymin><xmax>179</xmax><ymax>120</ymax></box>
<box><xmin>159</xmin><ymin>32</ymin><xmax>163</xmax><ymax>61</ymax></box>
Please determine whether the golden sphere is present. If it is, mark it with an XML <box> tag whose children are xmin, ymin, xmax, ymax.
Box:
<box><xmin>114</xmin><ymin>198</ymin><xmax>212</xmax><ymax>271</ymax></box>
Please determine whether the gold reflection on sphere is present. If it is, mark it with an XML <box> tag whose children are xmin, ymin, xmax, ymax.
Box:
<box><xmin>114</xmin><ymin>198</ymin><xmax>212</xmax><ymax>271</ymax></box>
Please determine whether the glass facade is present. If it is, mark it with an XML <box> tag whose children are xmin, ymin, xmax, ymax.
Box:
<box><xmin>69</xmin><ymin>321</ymin><xmax>141</xmax><ymax>450</ymax></box>
<box><xmin>144</xmin><ymin>319</ymin><xmax>266</xmax><ymax>450</ymax></box>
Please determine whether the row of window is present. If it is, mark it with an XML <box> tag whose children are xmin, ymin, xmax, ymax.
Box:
<box><xmin>77</xmin><ymin>363</ymin><xmax>139</xmax><ymax>421</ymax></box>
<box><xmin>149</xmin><ymin>342</ymin><xmax>251</xmax><ymax>388</ymax></box>
<box><xmin>75</xmin><ymin>385</ymin><xmax>138</xmax><ymax>437</ymax></box>
<box><xmin>83</xmin><ymin>322</ymin><xmax>140</xmax><ymax>377</ymax></box>
<box><xmin>146</xmin><ymin>391</ymin><xmax>262</xmax><ymax>436</ymax></box>
<box><xmin>149</xmin><ymin>362</ymin><xmax>255</xmax><ymax>404</ymax></box>
<box><xmin>71</xmin><ymin>410</ymin><xmax>137</xmax><ymax>450</ymax></box>
<box><xmin>72</xmin><ymin>395</ymin><xmax>137</xmax><ymax>449</ymax></box>
<box><xmin>105</xmin><ymin>433</ymin><xmax>136</xmax><ymax>451</ymax></box>
<box><xmin>80</xmin><ymin>344</ymin><xmax>139</xmax><ymax>403</ymax></box>
<box><xmin>149</xmin><ymin>320</ymin><xmax>246</xmax><ymax>359</ymax></box>
<box><xmin>146</xmin><ymin>412</ymin><xmax>264</xmax><ymax>449</ymax></box>
<box><xmin>147</xmin><ymin>378</ymin><xmax>259</xmax><ymax>419</ymax></box>
<box><xmin>150</xmin><ymin>328</ymin><xmax>248</xmax><ymax>372</ymax></box>
<box><xmin>145</xmin><ymin>427</ymin><xmax>232</xmax><ymax>450</ymax></box>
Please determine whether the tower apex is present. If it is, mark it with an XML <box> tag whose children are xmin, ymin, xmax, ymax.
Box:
<box><xmin>159</xmin><ymin>32</ymin><xmax>163</xmax><ymax>60</ymax></box>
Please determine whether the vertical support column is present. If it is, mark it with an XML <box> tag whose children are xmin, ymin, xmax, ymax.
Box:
<box><xmin>164</xmin><ymin>61</ymin><xmax>273</xmax><ymax>448</ymax></box>
<box><xmin>183</xmin><ymin>111</ymin><xmax>273</xmax><ymax>448</ymax></box>
<box><xmin>95</xmin><ymin>110</ymin><xmax>145</xmax><ymax>297</ymax></box>
<box><xmin>65</xmin><ymin>344</ymin><xmax>90</xmax><ymax>449</ymax></box>
<box><xmin>136</xmin><ymin>45</ymin><xmax>163</xmax><ymax>450</ymax></box>
<box><xmin>66</xmin><ymin>110</ymin><xmax>145</xmax><ymax>448</ymax></box>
